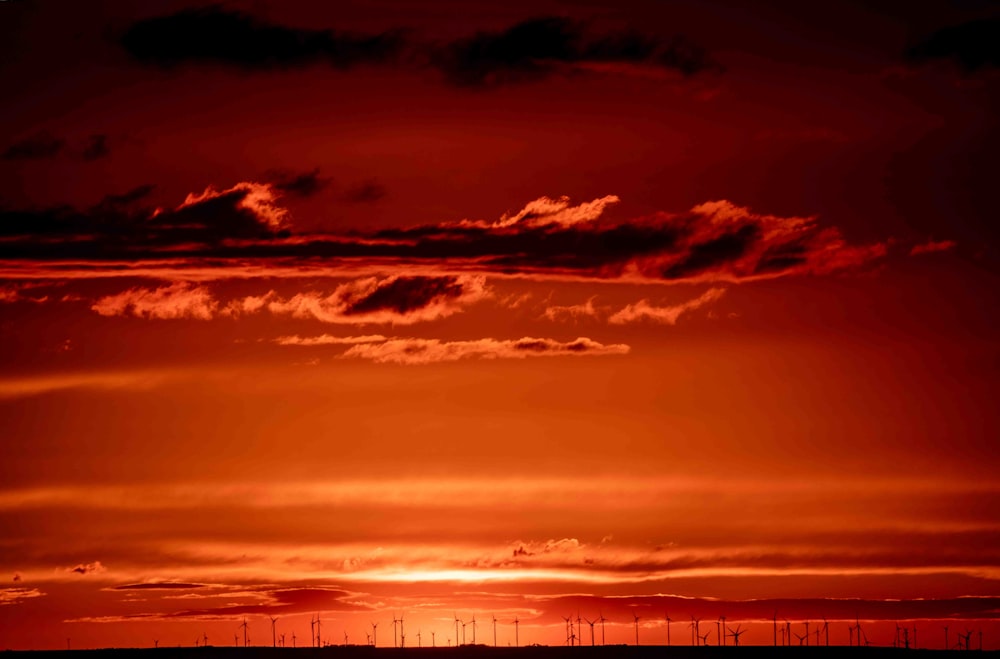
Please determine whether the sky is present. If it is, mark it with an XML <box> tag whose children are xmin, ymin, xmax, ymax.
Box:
<box><xmin>1</xmin><ymin>0</ymin><xmax>998</xmax><ymax>651</ymax></box>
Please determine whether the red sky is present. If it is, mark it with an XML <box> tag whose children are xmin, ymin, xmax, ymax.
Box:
<box><xmin>1</xmin><ymin>0</ymin><xmax>998</xmax><ymax>651</ymax></box>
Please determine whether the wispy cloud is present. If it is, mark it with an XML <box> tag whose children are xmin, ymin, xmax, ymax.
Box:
<box><xmin>341</xmin><ymin>336</ymin><xmax>629</xmax><ymax>365</ymax></box>
<box><xmin>274</xmin><ymin>334</ymin><xmax>389</xmax><ymax>346</ymax></box>
<box><xmin>609</xmin><ymin>287</ymin><xmax>725</xmax><ymax>324</ymax></box>
<box><xmin>92</xmin><ymin>282</ymin><xmax>218</xmax><ymax>320</ymax></box>
<box><xmin>910</xmin><ymin>239</ymin><xmax>957</xmax><ymax>256</ymax></box>
<box><xmin>0</xmin><ymin>588</ymin><xmax>45</xmax><ymax>606</ymax></box>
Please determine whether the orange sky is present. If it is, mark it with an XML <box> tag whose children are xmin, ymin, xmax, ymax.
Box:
<box><xmin>1</xmin><ymin>0</ymin><xmax>998</xmax><ymax>651</ymax></box>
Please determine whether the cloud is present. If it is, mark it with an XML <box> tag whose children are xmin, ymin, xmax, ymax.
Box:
<box><xmin>68</xmin><ymin>561</ymin><xmax>105</xmax><ymax>575</ymax></box>
<box><xmin>434</xmin><ymin>16</ymin><xmax>721</xmax><ymax>87</ymax></box>
<box><xmin>609</xmin><ymin>287</ymin><xmax>725</xmax><ymax>325</ymax></box>
<box><xmin>0</xmin><ymin>283</ymin><xmax>50</xmax><ymax>304</ymax></box>
<box><xmin>905</xmin><ymin>18</ymin><xmax>1000</xmax><ymax>73</ymax></box>
<box><xmin>274</xmin><ymin>334</ymin><xmax>388</xmax><ymax>346</ymax></box>
<box><xmin>0</xmin><ymin>181</ymin><xmax>287</xmax><ymax>255</ymax></box>
<box><xmin>0</xmin><ymin>187</ymin><xmax>887</xmax><ymax>286</ymax></box>
<box><xmin>263</xmin><ymin>274</ymin><xmax>490</xmax><ymax>325</ymax></box>
<box><xmin>342</xmin><ymin>179</ymin><xmax>387</xmax><ymax>204</ymax></box>
<box><xmin>0</xmin><ymin>587</ymin><xmax>44</xmax><ymax>606</ymax></box>
<box><xmin>120</xmin><ymin>5</ymin><xmax>405</xmax><ymax>70</ymax></box>
<box><xmin>910</xmin><ymin>239</ymin><xmax>957</xmax><ymax>256</ymax></box>
<box><xmin>268</xmin><ymin>168</ymin><xmax>332</xmax><ymax>198</ymax></box>
<box><xmin>543</xmin><ymin>297</ymin><xmax>600</xmax><ymax>322</ymax></box>
<box><xmin>82</xmin><ymin>134</ymin><xmax>110</xmax><ymax>161</ymax></box>
<box><xmin>2</xmin><ymin>131</ymin><xmax>65</xmax><ymax>160</ymax></box>
<box><xmin>341</xmin><ymin>336</ymin><xmax>629</xmax><ymax>365</ymax></box>
<box><xmin>113</xmin><ymin>582</ymin><xmax>206</xmax><ymax>591</ymax></box>
<box><xmin>93</xmin><ymin>282</ymin><xmax>218</xmax><ymax>320</ymax></box>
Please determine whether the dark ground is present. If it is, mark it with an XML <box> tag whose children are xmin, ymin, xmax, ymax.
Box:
<box><xmin>3</xmin><ymin>647</ymin><xmax>998</xmax><ymax>658</ymax></box>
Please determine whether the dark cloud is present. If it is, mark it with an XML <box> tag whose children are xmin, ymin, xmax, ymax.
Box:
<box><xmin>341</xmin><ymin>275</ymin><xmax>464</xmax><ymax>315</ymax></box>
<box><xmin>68</xmin><ymin>561</ymin><xmax>104</xmax><ymax>575</ymax></box>
<box><xmin>118</xmin><ymin>8</ymin><xmax>718</xmax><ymax>88</ymax></box>
<box><xmin>434</xmin><ymin>16</ymin><xmax>721</xmax><ymax>87</ymax></box>
<box><xmin>342</xmin><ymin>179</ymin><xmax>387</xmax><ymax>203</ymax></box>
<box><xmin>114</xmin><ymin>582</ymin><xmax>206</xmax><ymax>590</ymax></box>
<box><xmin>269</xmin><ymin>168</ymin><xmax>332</xmax><ymax>198</ymax></box>
<box><xmin>0</xmin><ymin>187</ymin><xmax>886</xmax><ymax>284</ymax></box>
<box><xmin>905</xmin><ymin>18</ymin><xmax>1000</xmax><ymax>72</ymax></box>
<box><xmin>81</xmin><ymin>134</ymin><xmax>110</xmax><ymax>161</ymax></box>
<box><xmin>2</xmin><ymin>132</ymin><xmax>65</xmax><ymax>160</ymax></box>
<box><xmin>0</xmin><ymin>181</ymin><xmax>286</xmax><ymax>256</ymax></box>
<box><xmin>120</xmin><ymin>5</ymin><xmax>405</xmax><ymax>70</ymax></box>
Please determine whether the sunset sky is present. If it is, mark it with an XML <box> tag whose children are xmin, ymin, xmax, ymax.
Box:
<box><xmin>1</xmin><ymin>0</ymin><xmax>999</xmax><ymax>651</ymax></box>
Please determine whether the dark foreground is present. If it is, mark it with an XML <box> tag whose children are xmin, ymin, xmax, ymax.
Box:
<box><xmin>3</xmin><ymin>647</ymin><xmax>997</xmax><ymax>658</ymax></box>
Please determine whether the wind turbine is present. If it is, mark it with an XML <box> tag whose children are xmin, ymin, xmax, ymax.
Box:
<box><xmin>270</xmin><ymin>616</ymin><xmax>278</xmax><ymax>648</ymax></box>
<box><xmin>820</xmin><ymin>618</ymin><xmax>829</xmax><ymax>646</ymax></box>
<box><xmin>370</xmin><ymin>622</ymin><xmax>378</xmax><ymax>648</ymax></box>
<box><xmin>240</xmin><ymin>617</ymin><xmax>249</xmax><ymax>648</ymax></box>
<box><xmin>343</xmin><ymin>632</ymin><xmax>349</xmax><ymax>646</ymax></box>
<box><xmin>280</xmin><ymin>633</ymin><xmax>286</xmax><ymax>648</ymax></box>
<box><xmin>599</xmin><ymin>613</ymin><xmax>606</xmax><ymax>646</ymax></box>
<box><xmin>804</xmin><ymin>621</ymin><xmax>810</xmax><ymax>646</ymax></box>
<box><xmin>417</xmin><ymin>630</ymin><xmax>421</xmax><ymax>648</ymax></box>
<box><xmin>315</xmin><ymin>614</ymin><xmax>322</xmax><ymax>649</ymax></box>
<box><xmin>513</xmin><ymin>617</ymin><xmax>520</xmax><ymax>648</ymax></box>
<box><xmin>153</xmin><ymin>640</ymin><xmax>159</xmax><ymax>649</ymax></box>
<box><xmin>393</xmin><ymin>615</ymin><xmax>400</xmax><ymax>648</ymax></box>
<box><xmin>794</xmin><ymin>632</ymin><xmax>806</xmax><ymax>646</ymax></box>
<box><xmin>400</xmin><ymin>613</ymin><xmax>406</xmax><ymax>648</ymax></box>
<box><xmin>461</xmin><ymin>618</ymin><xmax>467</xmax><ymax>646</ymax></box>
<box><xmin>292</xmin><ymin>632</ymin><xmax>297</xmax><ymax>648</ymax></box>
<box><xmin>432</xmin><ymin>631</ymin><xmax>436</xmax><ymax>647</ymax></box>
<box><xmin>632</xmin><ymin>612</ymin><xmax>641</xmax><ymax>646</ymax></box>
<box><xmin>492</xmin><ymin>615</ymin><xmax>498</xmax><ymax>647</ymax></box>
<box><xmin>584</xmin><ymin>618</ymin><xmax>596</xmax><ymax>646</ymax></box>
<box><xmin>689</xmin><ymin>617</ymin><xmax>701</xmax><ymax>646</ymax></box>
<box><xmin>785</xmin><ymin>620</ymin><xmax>791</xmax><ymax>647</ymax></box>
<box><xmin>719</xmin><ymin>615</ymin><xmax>726</xmax><ymax>647</ymax></box>
<box><xmin>728</xmin><ymin>625</ymin><xmax>746</xmax><ymax>647</ymax></box>
<box><xmin>562</xmin><ymin>615</ymin><xmax>573</xmax><ymax>646</ymax></box>
<box><xmin>203</xmin><ymin>633</ymin><xmax>209</xmax><ymax>648</ymax></box>
<box><xmin>699</xmin><ymin>631</ymin><xmax>711</xmax><ymax>646</ymax></box>
<box><xmin>454</xmin><ymin>614</ymin><xmax>461</xmax><ymax>647</ymax></box>
<box><xmin>577</xmin><ymin>613</ymin><xmax>583</xmax><ymax>648</ymax></box>
<box><xmin>664</xmin><ymin>614</ymin><xmax>672</xmax><ymax>647</ymax></box>
<box><xmin>470</xmin><ymin>614</ymin><xmax>476</xmax><ymax>645</ymax></box>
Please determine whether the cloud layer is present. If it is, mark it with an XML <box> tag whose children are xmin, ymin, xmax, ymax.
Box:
<box><xmin>0</xmin><ymin>185</ymin><xmax>891</xmax><ymax>286</ymax></box>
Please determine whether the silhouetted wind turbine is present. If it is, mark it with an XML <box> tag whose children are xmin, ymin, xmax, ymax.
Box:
<box><xmin>371</xmin><ymin>622</ymin><xmax>378</xmax><ymax>648</ymax></box>
<box><xmin>292</xmin><ymin>632</ymin><xmax>297</xmax><ymax>648</ymax></box>
<box><xmin>563</xmin><ymin>615</ymin><xmax>573</xmax><ymax>646</ymax></box>
<box><xmin>785</xmin><ymin>620</ymin><xmax>791</xmax><ymax>647</ymax></box>
<box><xmin>417</xmin><ymin>630</ymin><xmax>421</xmax><ymax>648</ymax></box>
<box><xmin>393</xmin><ymin>616</ymin><xmax>400</xmax><ymax>648</ymax></box>
<box><xmin>577</xmin><ymin>613</ymin><xmax>583</xmax><ymax>648</ymax></box>
<box><xmin>633</xmin><ymin>612</ymin><xmax>641</xmax><ymax>646</ymax></box>
<box><xmin>316</xmin><ymin>614</ymin><xmax>322</xmax><ymax>648</ymax></box>
<box><xmin>470</xmin><ymin>614</ymin><xmax>476</xmax><ymax>645</ymax></box>
<box><xmin>280</xmin><ymin>633</ymin><xmax>286</xmax><ymax>648</ymax></box>
<box><xmin>204</xmin><ymin>633</ymin><xmax>209</xmax><ymax>647</ymax></box>
<box><xmin>343</xmin><ymin>632</ymin><xmax>348</xmax><ymax>646</ymax></box>
<box><xmin>690</xmin><ymin>617</ymin><xmax>701</xmax><ymax>646</ymax></box>
<box><xmin>240</xmin><ymin>617</ymin><xmax>249</xmax><ymax>648</ymax></box>
<box><xmin>153</xmin><ymin>640</ymin><xmax>159</xmax><ymax>649</ymax></box>
<box><xmin>664</xmin><ymin>614</ymin><xmax>671</xmax><ymax>647</ymax></box>
<box><xmin>728</xmin><ymin>625</ymin><xmax>746</xmax><ymax>647</ymax></box>
<box><xmin>719</xmin><ymin>615</ymin><xmax>726</xmax><ymax>647</ymax></box>
<box><xmin>804</xmin><ymin>621</ymin><xmax>810</xmax><ymax>646</ymax></box>
<box><xmin>461</xmin><ymin>619</ymin><xmax>467</xmax><ymax>646</ymax></box>
<box><xmin>599</xmin><ymin>613</ymin><xmax>606</xmax><ymax>646</ymax></box>
<box><xmin>234</xmin><ymin>634</ymin><xmax>238</xmax><ymax>647</ymax></box>
<box><xmin>585</xmin><ymin>618</ymin><xmax>596</xmax><ymax>646</ymax></box>
<box><xmin>270</xmin><ymin>616</ymin><xmax>278</xmax><ymax>648</ymax></box>
<box><xmin>432</xmin><ymin>631</ymin><xmax>436</xmax><ymax>647</ymax></box>
<box><xmin>400</xmin><ymin>613</ymin><xmax>406</xmax><ymax>648</ymax></box>
<box><xmin>492</xmin><ymin>615</ymin><xmax>498</xmax><ymax>647</ymax></box>
<box><xmin>454</xmin><ymin>614</ymin><xmax>460</xmax><ymax>647</ymax></box>
<box><xmin>514</xmin><ymin>617</ymin><xmax>520</xmax><ymax>648</ymax></box>
<box><xmin>794</xmin><ymin>632</ymin><xmax>806</xmax><ymax>646</ymax></box>
<box><xmin>820</xmin><ymin>618</ymin><xmax>829</xmax><ymax>646</ymax></box>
